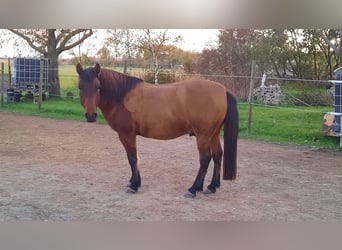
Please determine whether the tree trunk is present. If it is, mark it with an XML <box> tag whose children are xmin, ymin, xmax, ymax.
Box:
<box><xmin>154</xmin><ymin>57</ymin><xmax>159</xmax><ymax>84</ymax></box>
<box><xmin>45</xmin><ymin>30</ymin><xmax>60</xmax><ymax>97</ymax></box>
<box><xmin>48</xmin><ymin>53</ymin><xmax>60</xmax><ymax>97</ymax></box>
<box><xmin>339</xmin><ymin>29</ymin><xmax>342</xmax><ymax>66</ymax></box>
<box><xmin>123</xmin><ymin>56</ymin><xmax>128</xmax><ymax>74</ymax></box>
<box><xmin>153</xmin><ymin>52</ymin><xmax>159</xmax><ymax>84</ymax></box>
<box><xmin>313</xmin><ymin>49</ymin><xmax>317</xmax><ymax>80</ymax></box>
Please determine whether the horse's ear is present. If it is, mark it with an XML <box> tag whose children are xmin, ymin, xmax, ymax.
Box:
<box><xmin>94</xmin><ymin>63</ymin><xmax>101</xmax><ymax>77</ymax></box>
<box><xmin>76</xmin><ymin>63</ymin><xmax>83</xmax><ymax>75</ymax></box>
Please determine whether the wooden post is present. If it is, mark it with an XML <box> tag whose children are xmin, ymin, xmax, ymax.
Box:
<box><xmin>8</xmin><ymin>58</ymin><xmax>11</xmax><ymax>86</ymax></box>
<box><xmin>247</xmin><ymin>60</ymin><xmax>256</xmax><ymax>135</ymax></box>
<box><xmin>1</xmin><ymin>63</ymin><xmax>4</xmax><ymax>107</ymax></box>
<box><xmin>38</xmin><ymin>60</ymin><xmax>43</xmax><ymax>111</ymax></box>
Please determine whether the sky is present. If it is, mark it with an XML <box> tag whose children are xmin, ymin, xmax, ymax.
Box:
<box><xmin>152</xmin><ymin>29</ymin><xmax>219</xmax><ymax>52</ymax></box>
<box><xmin>0</xmin><ymin>29</ymin><xmax>220</xmax><ymax>59</ymax></box>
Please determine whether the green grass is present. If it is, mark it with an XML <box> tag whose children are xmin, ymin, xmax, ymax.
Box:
<box><xmin>1</xmin><ymin>64</ymin><xmax>340</xmax><ymax>148</ymax></box>
<box><xmin>1</xmin><ymin>95</ymin><xmax>106</xmax><ymax>124</ymax></box>
<box><xmin>238</xmin><ymin>103</ymin><xmax>339</xmax><ymax>148</ymax></box>
<box><xmin>58</xmin><ymin>64</ymin><xmax>79</xmax><ymax>96</ymax></box>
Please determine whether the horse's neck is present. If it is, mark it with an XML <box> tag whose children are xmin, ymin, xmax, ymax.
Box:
<box><xmin>98</xmin><ymin>96</ymin><xmax>117</xmax><ymax>117</ymax></box>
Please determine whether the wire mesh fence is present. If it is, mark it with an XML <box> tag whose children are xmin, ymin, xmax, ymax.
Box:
<box><xmin>1</xmin><ymin>57</ymin><xmax>340</xmax><ymax>146</ymax></box>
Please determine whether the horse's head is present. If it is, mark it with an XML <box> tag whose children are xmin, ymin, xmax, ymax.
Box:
<box><xmin>76</xmin><ymin>63</ymin><xmax>101</xmax><ymax>122</ymax></box>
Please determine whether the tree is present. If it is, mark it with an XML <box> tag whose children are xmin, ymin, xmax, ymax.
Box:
<box><xmin>105</xmin><ymin>29</ymin><xmax>140</xmax><ymax>73</ymax></box>
<box><xmin>96</xmin><ymin>47</ymin><xmax>113</xmax><ymax>66</ymax></box>
<box><xmin>165</xmin><ymin>45</ymin><xmax>199</xmax><ymax>73</ymax></box>
<box><xmin>251</xmin><ymin>29</ymin><xmax>291</xmax><ymax>77</ymax></box>
<box><xmin>217</xmin><ymin>29</ymin><xmax>255</xmax><ymax>76</ymax></box>
<box><xmin>8</xmin><ymin>29</ymin><xmax>93</xmax><ymax>96</ymax></box>
<box><xmin>139</xmin><ymin>29</ymin><xmax>182</xmax><ymax>84</ymax></box>
<box><xmin>300</xmin><ymin>29</ymin><xmax>332</xmax><ymax>79</ymax></box>
<box><xmin>198</xmin><ymin>28</ymin><xmax>341</xmax><ymax>82</ymax></box>
<box><xmin>319</xmin><ymin>29</ymin><xmax>342</xmax><ymax>62</ymax></box>
<box><xmin>316</xmin><ymin>29</ymin><xmax>342</xmax><ymax>77</ymax></box>
<box><xmin>197</xmin><ymin>48</ymin><xmax>222</xmax><ymax>75</ymax></box>
<box><xmin>250</xmin><ymin>30</ymin><xmax>272</xmax><ymax>74</ymax></box>
<box><xmin>197</xmin><ymin>29</ymin><xmax>259</xmax><ymax>76</ymax></box>
<box><xmin>321</xmin><ymin>29</ymin><xmax>341</xmax><ymax>78</ymax></box>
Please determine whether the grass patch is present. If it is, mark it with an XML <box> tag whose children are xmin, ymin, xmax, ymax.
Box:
<box><xmin>1</xmin><ymin>96</ymin><xmax>106</xmax><ymax>123</ymax></box>
<box><xmin>238</xmin><ymin>103</ymin><xmax>339</xmax><ymax>148</ymax></box>
<box><xmin>59</xmin><ymin>64</ymin><xmax>79</xmax><ymax>96</ymax></box>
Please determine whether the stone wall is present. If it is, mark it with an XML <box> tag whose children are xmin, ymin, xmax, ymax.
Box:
<box><xmin>253</xmin><ymin>84</ymin><xmax>285</xmax><ymax>105</ymax></box>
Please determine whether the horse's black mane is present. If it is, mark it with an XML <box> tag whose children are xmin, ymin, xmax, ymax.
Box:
<box><xmin>101</xmin><ymin>69</ymin><xmax>143</xmax><ymax>103</ymax></box>
<box><xmin>82</xmin><ymin>67</ymin><xmax>143</xmax><ymax>103</ymax></box>
<box><xmin>80</xmin><ymin>67</ymin><xmax>97</xmax><ymax>81</ymax></box>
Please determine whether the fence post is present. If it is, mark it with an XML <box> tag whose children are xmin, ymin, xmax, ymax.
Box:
<box><xmin>1</xmin><ymin>63</ymin><xmax>4</xmax><ymax>107</ymax></box>
<box><xmin>38</xmin><ymin>60</ymin><xmax>43</xmax><ymax>111</ymax></box>
<box><xmin>247</xmin><ymin>60</ymin><xmax>256</xmax><ymax>135</ymax></box>
<box><xmin>8</xmin><ymin>58</ymin><xmax>11</xmax><ymax>86</ymax></box>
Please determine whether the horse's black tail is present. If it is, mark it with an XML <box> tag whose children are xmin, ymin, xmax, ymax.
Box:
<box><xmin>223</xmin><ymin>91</ymin><xmax>239</xmax><ymax>180</ymax></box>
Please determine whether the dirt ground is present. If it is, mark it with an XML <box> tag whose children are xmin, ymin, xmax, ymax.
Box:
<box><xmin>0</xmin><ymin>112</ymin><xmax>342</xmax><ymax>221</ymax></box>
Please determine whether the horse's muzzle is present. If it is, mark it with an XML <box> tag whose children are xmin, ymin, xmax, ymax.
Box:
<box><xmin>85</xmin><ymin>112</ymin><xmax>97</xmax><ymax>122</ymax></box>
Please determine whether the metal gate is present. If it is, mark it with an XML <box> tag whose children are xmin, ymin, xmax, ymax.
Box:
<box><xmin>322</xmin><ymin>66</ymin><xmax>342</xmax><ymax>146</ymax></box>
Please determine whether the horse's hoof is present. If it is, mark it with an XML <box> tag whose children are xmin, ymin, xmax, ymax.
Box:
<box><xmin>126</xmin><ymin>187</ymin><xmax>137</xmax><ymax>194</ymax></box>
<box><xmin>184</xmin><ymin>191</ymin><xmax>196</xmax><ymax>198</ymax></box>
<box><xmin>204</xmin><ymin>188</ymin><xmax>216</xmax><ymax>195</ymax></box>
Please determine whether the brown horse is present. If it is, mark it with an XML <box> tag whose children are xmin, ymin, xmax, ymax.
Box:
<box><xmin>76</xmin><ymin>63</ymin><xmax>238</xmax><ymax>198</ymax></box>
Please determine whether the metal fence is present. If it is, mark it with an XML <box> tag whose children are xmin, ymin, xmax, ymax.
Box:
<box><xmin>1</xmin><ymin>58</ymin><xmax>340</xmax><ymax>145</ymax></box>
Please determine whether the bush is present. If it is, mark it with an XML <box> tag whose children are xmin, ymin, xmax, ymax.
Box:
<box><xmin>294</xmin><ymin>90</ymin><xmax>333</xmax><ymax>106</ymax></box>
<box><xmin>282</xmin><ymin>81</ymin><xmax>334</xmax><ymax>106</ymax></box>
<box><xmin>143</xmin><ymin>70</ymin><xmax>176</xmax><ymax>84</ymax></box>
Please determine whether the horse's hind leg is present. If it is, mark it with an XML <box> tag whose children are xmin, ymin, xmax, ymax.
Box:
<box><xmin>205</xmin><ymin>136</ymin><xmax>223</xmax><ymax>194</ymax></box>
<box><xmin>185</xmin><ymin>138</ymin><xmax>211</xmax><ymax>198</ymax></box>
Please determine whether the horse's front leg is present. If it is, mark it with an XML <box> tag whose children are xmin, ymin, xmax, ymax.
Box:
<box><xmin>119</xmin><ymin>133</ymin><xmax>141</xmax><ymax>193</ymax></box>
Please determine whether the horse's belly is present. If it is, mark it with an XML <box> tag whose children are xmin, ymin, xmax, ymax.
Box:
<box><xmin>137</xmin><ymin>115</ymin><xmax>191</xmax><ymax>140</ymax></box>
